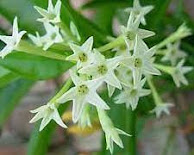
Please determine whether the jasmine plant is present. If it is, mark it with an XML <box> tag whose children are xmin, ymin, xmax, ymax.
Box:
<box><xmin>0</xmin><ymin>0</ymin><xmax>193</xmax><ymax>154</ymax></box>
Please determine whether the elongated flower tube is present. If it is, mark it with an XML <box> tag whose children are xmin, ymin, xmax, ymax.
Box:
<box><xmin>97</xmin><ymin>108</ymin><xmax>130</xmax><ymax>154</ymax></box>
<box><xmin>0</xmin><ymin>17</ymin><xmax>26</xmax><ymax>58</ymax></box>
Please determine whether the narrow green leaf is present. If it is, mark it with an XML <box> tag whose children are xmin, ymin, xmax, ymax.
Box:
<box><xmin>0</xmin><ymin>79</ymin><xmax>34</xmax><ymax>127</ymax></box>
<box><xmin>0</xmin><ymin>52</ymin><xmax>73</xmax><ymax>80</ymax></box>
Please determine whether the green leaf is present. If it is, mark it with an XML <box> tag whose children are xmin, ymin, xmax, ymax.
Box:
<box><xmin>0</xmin><ymin>66</ymin><xmax>19</xmax><ymax>88</ymax></box>
<box><xmin>0</xmin><ymin>0</ymin><xmax>43</xmax><ymax>33</ymax></box>
<box><xmin>0</xmin><ymin>52</ymin><xmax>73</xmax><ymax>80</ymax></box>
<box><xmin>0</xmin><ymin>79</ymin><xmax>34</xmax><ymax>127</ymax></box>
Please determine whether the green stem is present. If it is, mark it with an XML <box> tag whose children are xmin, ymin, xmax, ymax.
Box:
<box><xmin>50</xmin><ymin>79</ymin><xmax>72</xmax><ymax>104</ymax></box>
<box><xmin>17</xmin><ymin>41</ymin><xmax>68</xmax><ymax>61</ymax></box>
<box><xmin>126</xmin><ymin>108</ymin><xmax>136</xmax><ymax>155</ymax></box>
<box><xmin>147</xmin><ymin>76</ymin><xmax>162</xmax><ymax>105</ymax></box>
<box><xmin>97</xmin><ymin>36</ymin><xmax>125</xmax><ymax>52</ymax></box>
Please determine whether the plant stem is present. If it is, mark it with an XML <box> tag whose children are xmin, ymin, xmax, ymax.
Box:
<box><xmin>97</xmin><ymin>36</ymin><xmax>125</xmax><ymax>52</ymax></box>
<box><xmin>18</xmin><ymin>41</ymin><xmax>68</xmax><ymax>61</ymax></box>
<box><xmin>50</xmin><ymin>79</ymin><xmax>72</xmax><ymax>103</ymax></box>
<box><xmin>126</xmin><ymin>108</ymin><xmax>136</xmax><ymax>155</ymax></box>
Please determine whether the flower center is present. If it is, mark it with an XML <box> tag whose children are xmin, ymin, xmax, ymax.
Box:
<box><xmin>134</xmin><ymin>58</ymin><xmax>142</xmax><ymax>68</ymax></box>
<box><xmin>78</xmin><ymin>52</ymin><xmax>88</xmax><ymax>62</ymax></box>
<box><xmin>134</xmin><ymin>9</ymin><xmax>140</xmax><ymax>16</ymax></box>
<box><xmin>77</xmin><ymin>84</ymin><xmax>89</xmax><ymax>95</ymax></box>
<box><xmin>48</xmin><ymin>13</ymin><xmax>56</xmax><ymax>20</ymax></box>
<box><xmin>51</xmin><ymin>33</ymin><xmax>57</xmax><ymax>40</ymax></box>
<box><xmin>171</xmin><ymin>49</ymin><xmax>176</xmax><ymax>55</ymax></box>
<box><xmin>97</xmin><ymin>64</ymin><xmax>108</xmax><ymax>75</ymax></box>
<box><xmin>130</xmin><ymin>89</ymin><xmax>137</xmax><ymax>97</ymax></box>
<box><xmin>126</xmin><ymin>31</ymin><xmax>136</xmax><ymax>40</ymax></box>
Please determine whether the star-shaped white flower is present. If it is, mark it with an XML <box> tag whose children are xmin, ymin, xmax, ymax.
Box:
<box><xmin>120</xmin><ymin>12</ymin><xmax>155</xmax><ymax>50</ymax></box>
<box><xmin>162</xmin><ymin>41</ymin><xmax>187</xmax><ymax>66</ymax></box>
<box><xmin>67</xmin><ymin>36</ymin><xmax>94</xmax><ymax>69</ymax></box>
<box><xmin>125</xmin><ymin>0</ymin><xmax>153</xmax><ymax>25</ymax></box>
<box><xmin>35</xmin><ymin>0</ymin><xmax>61</xmax><ymax>24</ymax></box>
<box><xmin>97</xmin><ymin>108</ymin><xmax>130</xmax><ymax>154</ymax></box>
<box><xmin>28</xmin><ymin>32</ymin><xmax>44</xmax><ymax>47</ymax></box>
<box><xmin>150</xmin><ymin>103</ymin><xmax>174</xmax><ymax>118</ymax></box>
<box><xmin>0</xmin><ymin>17</ymin><xmax>26</xmax><ymax>58</ymax></box>
<box><xmin>41</xmin><ymin>23</ymin><xmax>63</xmax><ymax>50</ymax></box>
<box><xmin>122</xmin><ymin>36</ymin><xmax>161</xmax><ymax>83</ymax></box>
<box><xmin>79</xmin><ymin>50</ymin><xmax>122</xmax><ymax>90</ymax></box>
<box><xmin>57</xmin><ymin>69</ymin><xmax>109</xmax><ymax>123</ymax></box>
<box><xmin>171</xmin><ymin>59</ymin><xmax>193</xmax><ymax>87</ymax></box>
<box><xmin>30</xmin><ymin>102</ymin><xmax>67</xmax><ymax>131</ymax></box>
<box><xmin>115</xmin><ymin>78</ymin><xmax>151</xmax><ymax>110</ymax></box>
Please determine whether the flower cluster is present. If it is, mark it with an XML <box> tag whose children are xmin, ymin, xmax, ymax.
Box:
<box><xmin>0</xmin><ymin>0</ymin><xmax>193</xmax><ymax>153</ymax></box>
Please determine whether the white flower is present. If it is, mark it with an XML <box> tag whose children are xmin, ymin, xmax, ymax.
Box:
<box><xmin>120</xmin><ymin>12</ymin><xmax>155</xmax><ymax>50</ymax></box>
<box><xmin>161</xmin><ymin>41</ymin><xmax>187</xmax><ymax>66</ymax></box>
<box><xmin>28</xmin><ymin>32</ymin><xmax>44</xmax><ymax>47</ymax></box>
<box><xmin>97</xmin><ymin>108</ymin><xmax>130</xmax><ymax>154</ymax></box>
<box><xmin>35</xmin><ymin>0</ymin><xmax>61</xmax><ymax>24</ymax></box>
<box><xmin>30</xmin><ymin>102</ymin><xmax>67</xmax><ymax>131</ymax></box>
<box><xmin>42</xmin><ymin>23</ymin><xmax>63</xmax><ymax>50</ymax></box>
<box><xmin>171</xmin><ymin>59</ymin><xmax>193</xmax><ymax>87</ymax></box>
<box><xmin>57</xmin><ymin>69</ymin><xmax>109</xmax><ymax>123</ymax></box>
<box><xmin>125</xmin><ymin>0</ymin><xmax>153</xmax><ymax>25</ymax></box>
<box><xmin>122</xmin><ymin>36</ymin><xmax>161</xmax><ymax>83</ymax></box>
<box><xmin>67</xmin><ymin>36</ymin><xmax>94</xmax><ymax>69</ymax></box>
<box><xmin>0</xmin><ymin>17</ymin><xmax>26</xmax><ymax>58</ymax></box>
<box><xmin>150</xmin><ymin>103</ymin><xmax>174</xmax><ymax>118</ymax></box>
<box><xmin>79</xmin><ymin>50</ymin><xmax>122</xmax><ymax>91</ymax></box>
<box><xmin>115</xmin><ymin>78</ymin><xmax>150</xmax><ymax>110</ymax></box>
<box><xmin>115</xmin><ymin>64</ymin><xmax>133</xmax><ymax>87</ymax></box>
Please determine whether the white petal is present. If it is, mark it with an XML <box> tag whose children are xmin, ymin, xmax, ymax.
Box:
<box><xmin>39</xmin><ymin>115</ymin><xmax>52</xmax><ymax>131</ymax></box>
<box><xmin>53</xmin><ymin>109</ymin><xmax>67</xmax><ymax>128</ymax></box>
<box><xmin>107</xmin><ymin>84</ymin><xmax>116</xmax><ymax>97</ymax></box>
<box><xmin>86</xmin><ymin>92</ymin><xmax>109</xmax><ymax>109</ymax></box>
<box><xmin>57</xmin><ymin>87</ymin><xmax>76</xmax><ymax>103</ymax></box>
<box><xmin>105</xmin><ymin>71</ymin><xmax>122</xmax><ymax>89</ymax></box>
<box><xmin>81</xmin><ymin>36</ymin><xmax>93</xmax><ymax>52</ymax></box>
<box><xmin>137</xmin><ymin>29</ymin><xmax>155</xmax><ymax>39</ymax></box>
<box><xmin>12</xmin><ymin>17</ymin><xmax>19</xmax><ymax>38</ymax></box>
<box><xmin>72</xmin><ymin>96</ymin><xmax>85</xmax><ymax>123</ymax></box>
<box><xmin>29</xmin><ymin>112</ymin><xmax>43</xmax><ymax>123</ymax></box>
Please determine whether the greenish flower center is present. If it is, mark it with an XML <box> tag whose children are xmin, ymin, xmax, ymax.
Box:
<box><xmin>134</xmin><ymin>58</ymin><xmax>142</xmax><ymax>68</ymax></box>
<box><xmin>126</xmin><ymin>31</ymin><xmax>136</xmax><ymax>40</ymax></box>
<box><xmin>130</xmin><ymin>89</ymin><xmax>137</xmax><ymax>97</ymax></box>
<box><xmin>171</xmin><ymin>49</ymin><xmax>176</xmax><ymax>55</ymax></box>
<box><xmin>77</xmin><ymin>84</ymin><xmax>89</xmax><ymax>95</ymax></box>
<box><xmin>97</xmin><ymin>64</ymin><xmax>108</xmax><ymax>75</ymax></box>
<box><xmin>134</xmin><ymin>10</ymin><xmax>140</xmax><ymax>16</ymax></box>
<box><xmin>78</xmin><ymin>52</ymin><xmax>88</xmax><ymax>62</ymax></box>
<box><xmin>48</xmin><ymin>13</ymin><xmax>56</xmax><ymax>20</ymax></box>
<box><xmin>51</xmin><ymin>33</ymin><xmax>57</xmax><ymax>40</ymax></box>
<box><xmin>126</xmin><ymin>69</ymin><xmax>132</xmax><ymax>75</ymax></box>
